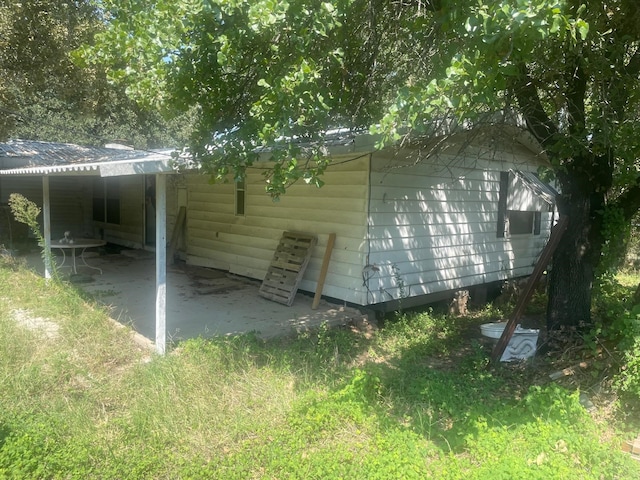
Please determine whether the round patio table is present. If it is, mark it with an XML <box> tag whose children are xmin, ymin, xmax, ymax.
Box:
<box><xmin>50</xmin><ymin>239</ymin><xmax>107</xmax><ymax>274</ymax></box>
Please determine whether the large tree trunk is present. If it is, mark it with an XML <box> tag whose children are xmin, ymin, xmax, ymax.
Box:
<box><xmin>546</xmin><ymin>183</ymin><xmax>604</xmax><ymax>334</ymax></box>
<box><xmin>546</xmin><ymin>175</ymin><xmax>640</xmax><ymax>336</ymax></box>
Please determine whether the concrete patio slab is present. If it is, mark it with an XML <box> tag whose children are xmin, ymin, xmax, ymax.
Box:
<box><xmin>24</xmin><ymin>249</ymin><xmax>366</xmax><ymax>344</ymax></box>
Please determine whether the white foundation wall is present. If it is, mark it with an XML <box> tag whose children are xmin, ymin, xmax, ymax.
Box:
<box><xmin>365</xmin><ymin>138</ymin><xmax>552</xmax><ymax>305</ymax></box>
<box><xmin>185</xmin><ymin>156</ymin><xmax>370</xmax><ymax>304</ymax></box>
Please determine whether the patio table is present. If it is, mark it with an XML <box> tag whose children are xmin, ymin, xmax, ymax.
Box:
<box><xmin>49</xmin><ymin>239</ymin><xmax>107</xmax><ymax>274</ymax></box>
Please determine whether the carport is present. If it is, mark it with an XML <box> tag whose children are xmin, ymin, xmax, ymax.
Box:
<box><xmin>0</xmin><ymin>140</ymin><xmax>181</xmax><ymax>353</ymax></box>
<box><xmin>1</xmin><ymin>140</ymin><xmax>365</xmax><ymax>351</ymax></box>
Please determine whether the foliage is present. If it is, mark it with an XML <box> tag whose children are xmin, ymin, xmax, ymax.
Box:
<box><xmin>7</xmin><ymin>193</ymin><xmax>41</xmax><ymax>237</ymax></box>
<box><xmin>616</xmin><ymin>332</ymin><xmax>640</xmax><ymax>415</ymax></box>
<box><xmin>586</xmin><ymin>273</ymin><xmax>640</xmax><ymax>428</ymax></box>
<box><xmin>7</xmin><ymin>193</ymin><xmax>59</xmax><ymax>280</ymax></box>
<box><xmin>1</xmin><ymin>259</ymin><xmax>638</xmax><ymax>478</ymax></box>
<box><xmin>598</xmin><ymin>206</ymin><xmax>632</xmax><ymax>274</ymax></box>
<box><xmin>81</xmin><ymin>0</ymin><xmax>433</xmax><ymax>194</ymax></box>
<box><xmin>84</xmin><ymin>0</ymin><xmax>640</xmax><ymax>333</ymax></box>
<box><xmin>0</xmin><ymin>0</ymin><xmax>190</xmax><ymax>147</ymax></box>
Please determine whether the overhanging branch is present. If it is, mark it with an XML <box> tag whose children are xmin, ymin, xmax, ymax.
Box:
<box><xmin>511</xmin><ymin>63</ymin><xmax>558</xmax><ymax>150</ymax></box>
<box><xmin>609</xmin><ymin>178</ymin><xmax>640</xmax><ymax>221</ymax></box>
<box><xmin>566</xmin><ymin>58</ymin><xmax>587</xmax><ymax>136</ymax></box>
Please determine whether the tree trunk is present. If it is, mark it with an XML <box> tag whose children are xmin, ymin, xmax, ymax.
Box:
<box><xmin>546</xmin><ymin>187</ymin><xmax>602</xmax><ymax>334</ymax></box>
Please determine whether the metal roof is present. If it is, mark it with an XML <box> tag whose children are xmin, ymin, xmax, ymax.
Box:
<box><xmin>0</xmin><ymin>140</ymin><xmax>178</xmax><ymax>177</ymax></box>
<box><xmin>512</xmin><ymin>170</ymin><xmax>558</xmax><ymax>205</ymax></box>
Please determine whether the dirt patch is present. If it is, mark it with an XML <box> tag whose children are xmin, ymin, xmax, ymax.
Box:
<box><xmin>12</xmin><ymin>308</ymin><xmax>59</xmax><ymax>339</ymax></box>
<box><xmin>192</xmin><ymin>277</ymin><xmax>249</xmax><ymax>295</ymax></box>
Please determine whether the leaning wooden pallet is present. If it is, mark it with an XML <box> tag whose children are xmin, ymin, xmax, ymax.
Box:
<box><xmin>259</xmin><ymin>231</ymin><xmax>317</xmax><ymax>306</ymax></box>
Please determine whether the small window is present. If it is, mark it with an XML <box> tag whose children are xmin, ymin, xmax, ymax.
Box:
<box><xmin>497</xmin><ymin>171</ymin><xmax>509</xmax><ymax>238</ymax></box>
<box><xmin>497</xmin><ymin>171</ymin><xmax>544</xmax><ymax>237</ymax></box>
<box><xmin>507</xmin><ymin>210</ymin><xmax>535</xmax><ymax>235</ymax></box>
<box><xmin>235</xmin><ymin>179</ymin><xmax>246</xmax><ymax>216</ymax></box>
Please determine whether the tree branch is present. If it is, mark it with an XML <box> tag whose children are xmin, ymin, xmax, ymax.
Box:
<box><xmin>511</xmin><ymin>63</ymin><xmax>558</xmax><ymax>150</ymax></box>
<box><xmin>566</xmin><ymin>57</ymin><xmax>587</xmax><ymax>136</ymax></box>
<box><xmin>609</xmin><ymin>177</ymin><xmax>640</xmax><ymax>222</ymax></box>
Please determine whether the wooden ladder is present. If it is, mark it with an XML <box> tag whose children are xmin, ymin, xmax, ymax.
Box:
<box><xmin>259</xmin><ymin>231</ymin><xmax>317</xmax><ymax>306</ymax></box>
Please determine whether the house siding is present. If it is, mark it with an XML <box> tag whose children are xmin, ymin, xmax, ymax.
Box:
<box><xmin>185</xmin><ymin>155</ymin><xmax>371</xmax><ymax>304</ymax></box>
<box><xmin>98</xmin><ymin>175</ymin><xmax>144</xmax><ymax>247</ymax></box>
<box><xmin>97</xmin><ymin>174</ymin><xmax>180</xmax><ymax>249</ymax></box>
<box><xmin>365</xmin><ymin>136</ymin><xmax>552</xmax><ymax>305</ymax></box>
<box><xmin>50</xmin><ymin>177</ymin><xmax>93</xmax><ymax>239</ymax></box>
<box><xmin>0</xmin><ymin>176</ymin><xmax>93</xmax><ymax>241</ymax></box>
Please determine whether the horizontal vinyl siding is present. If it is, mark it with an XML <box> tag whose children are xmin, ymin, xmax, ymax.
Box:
<box><xmin>185</xmin><ymin>156</ymin><xmax>370</xmax><ymax>304</ymax></box>
<box><xmin>0</xmin><ymin>177</ymin><xmax>93</xmax><ymax>241</ymax></box>
<box><xmin>0</xmin><ymin>174</ymin><xmax>180</xmax><ymax>250</ymax></box>
<box><xmin>366</xmin><ymin>136</ymin><xmax>552</xmax><ymax>305</ymax></box>
<box><xmin>100</xmin><ymin>175</ymin><xmax>180</xmax><ymax>249</ymax></box>
<box><xmin>49</xmin><ymin>177</ymin><xmax>93</xmax><ymax>239</ymax></box>
<box><xmin>0</xmin><ymin>177</ymin><xmax>43</xmax><ymax>204</ymax></box>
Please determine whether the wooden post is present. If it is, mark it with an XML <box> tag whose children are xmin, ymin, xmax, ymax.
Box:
<box><xmin>312</xmin><ymin>233</ymin><xmax>336</xmax><ymax>310</ymax></box>
<box><xmin>490</xmin><ymin>215</ymin><xmax>569</xmax><ymax>365</ymax></box>
<box><xmin>155</xmin><ymin>174</ymin><xmax>167</xmax><ymax>355</ymax></box>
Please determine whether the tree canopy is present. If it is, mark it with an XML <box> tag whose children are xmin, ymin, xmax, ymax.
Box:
<box><xmin>0</xmin><ymin>0</ymin><xmax>190</xmax><ymax>148</ymax></box>
<box><xmin>85</xmin><ymin>0</ymin><xmax>640</xmax><ymax>332</ymax></box>
<box><xmin>83</xmin><ymin>0</ymin><xmax>443</xmax><ymax>192</ymax></box>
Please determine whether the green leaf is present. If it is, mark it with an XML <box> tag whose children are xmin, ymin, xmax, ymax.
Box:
<box><xmin>576</xmin><ymin>19</ymin><xmax>589</xmax><ymax>40</ymax></box>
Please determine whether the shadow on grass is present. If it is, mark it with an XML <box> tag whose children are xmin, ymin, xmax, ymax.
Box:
<box><xmin>177</xmin><ymin>314</ymin><xmax>558</xmax><ymax>455</ymax></box>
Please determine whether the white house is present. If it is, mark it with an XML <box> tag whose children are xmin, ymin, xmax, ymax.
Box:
<box><xmin>0</xmin><ymin>125</ymin><xmax>555</xmax><ymax>313</ymax></box>
<box><xmin>183</xmin><ymin>126</ymin><xmax>555</xmax><ymax>310</ymax></box>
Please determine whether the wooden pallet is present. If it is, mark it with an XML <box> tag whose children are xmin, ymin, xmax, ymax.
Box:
<box><xmin>259</xmin><ymin>231</ymin><xmax>317</xmax><ymax>306</ymax></box>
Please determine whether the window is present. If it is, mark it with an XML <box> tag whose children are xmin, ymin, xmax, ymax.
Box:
<box><xmin>507</xmin><ymin>210</ymin><xmax>542</xmax><ymax>235</ymax></box>
<box><xmin>497</xmin><ymin>171</ymin><xmax>509</xmax><ymax>237</ymax></box>
<box><xmin>93</xmin><ymin>177</ymin><xmax>120</xmax><ymax>224</ymax></box>
<box><xmin>497</xmin><ymin>171</ymin><xmax>547</xmax><ymax>237</ymax></box>
<box><xmin>235</xmin><ymin>179</ymin><xmax>246</xmax><ymax>216</ymax></box>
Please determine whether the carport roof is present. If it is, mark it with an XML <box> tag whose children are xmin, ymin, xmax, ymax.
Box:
<box><xmin>0</xmin><ymin>139</ymin><xmax>178</xmax><ymax>177</ymax></box>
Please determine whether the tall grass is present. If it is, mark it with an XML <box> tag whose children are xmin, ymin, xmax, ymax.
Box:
<box><xmin>0</xmin><ymin>258</ymin><xmax>638</xmax><ymax>479</ymax></box>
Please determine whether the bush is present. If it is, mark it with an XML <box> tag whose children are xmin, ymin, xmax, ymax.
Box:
<box><xmin>590</xmin><ymin>274</ymin><xmax>640</xmax><ymax>427</ymax></box>
<box><xmin>616</xmin><ymin>334</ymin><xmax>640</xmax><ymax>422</ymax></box>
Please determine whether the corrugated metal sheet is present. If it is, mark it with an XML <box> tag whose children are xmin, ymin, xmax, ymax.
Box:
<box><xmin>512</xmin><ymin>170</ymin><xmax>558</xmax><ymax>205</ymax></box>
<box><xmin>0</xmin><ymin>140</ymin><xmax>177</xmax><ymax>176</ymax></box>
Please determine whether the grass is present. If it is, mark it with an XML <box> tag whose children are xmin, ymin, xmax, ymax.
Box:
<box><xmin>1</xmin><ymin>257</ymin><xmax>639</xmax><ymax>479</ymax></box>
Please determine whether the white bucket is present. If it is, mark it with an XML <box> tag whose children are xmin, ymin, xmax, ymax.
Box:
<box><xmin>480</xmin><ymin>322</ymin><xmax>539</xmax><ymax>361</ymax></box>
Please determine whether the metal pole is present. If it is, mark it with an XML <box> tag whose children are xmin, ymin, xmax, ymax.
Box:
<box><xmin>155</xmin><ymin>174</ymin><xmax>167</xmax><ymax>355</ymax></box>
<box><xmin>42</xmin><ymin>176</ymin><xmax>52</xmax><ymax>280</ymax></box>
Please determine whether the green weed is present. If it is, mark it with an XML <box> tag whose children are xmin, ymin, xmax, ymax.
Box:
<box><xmin>0</xmin><ymin>262</ymin><xmax>638</xmax><ymax>478</ymax></box>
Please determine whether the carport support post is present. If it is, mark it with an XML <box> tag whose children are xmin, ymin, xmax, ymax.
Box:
<box><xmin>42</xmin><ymin>176</ymin><xmax>52</xmax><ymax>279</ymax></box>
<box><xmin>155</xmin><ymin>174</ymin><xmax>167</xmax><ymax>355</ymax></box>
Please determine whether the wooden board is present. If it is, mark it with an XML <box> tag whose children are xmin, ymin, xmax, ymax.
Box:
<box><xmin>490</xmin><ymin>215</ymin><xmax>569</xmax><ymax>364</ymax></box>
<box><xmin>312</xmin><ymin>233</ymin><xmax>336</xmax><ymax>309</ymax></box>
<box><xmin>259</xmin><ymin>231</ymin><xmax>317</xmax><ymax>306</ymax></box>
